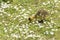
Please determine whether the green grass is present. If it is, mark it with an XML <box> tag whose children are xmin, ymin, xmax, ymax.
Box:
<box><xmin>0</xmin><ymin>0</ymin><xmax>60</xmax><ymax>40</ymax></box>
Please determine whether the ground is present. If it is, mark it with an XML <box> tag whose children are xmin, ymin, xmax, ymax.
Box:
<box><xmin>0</xmin><ymin>0</ymin><xmax>60</xmax><ymax>40</ymax></box>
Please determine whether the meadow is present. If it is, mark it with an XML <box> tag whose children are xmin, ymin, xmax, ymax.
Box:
<box><xmin>0</xmin><ymin>0</ymin><xmax>60</xmax><ymax>40</ymax></box>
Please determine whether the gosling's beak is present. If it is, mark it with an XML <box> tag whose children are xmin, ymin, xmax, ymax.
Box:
<box><xmin>28</xmin><ymin>18</ymin><xmax>31</xmax><ymax>23</ymax></box>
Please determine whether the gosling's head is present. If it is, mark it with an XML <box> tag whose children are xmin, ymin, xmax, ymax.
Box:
<box><xmin>28</xmin><ymin>15</ymin><xmax>35</xmax><ymax>23</ymax></box>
